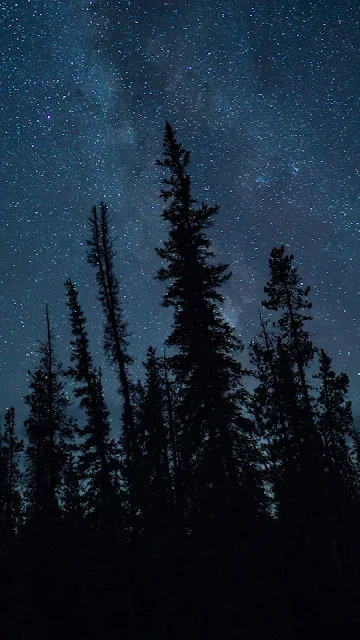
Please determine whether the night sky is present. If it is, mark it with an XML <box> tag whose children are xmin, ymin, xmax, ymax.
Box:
<box><xmin>1</xmin><ymin>0</ymin><xmax>360</xmax><ymax>428</ymax></box>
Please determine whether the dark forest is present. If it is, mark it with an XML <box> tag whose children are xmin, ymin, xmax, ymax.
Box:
<box><xmin>1</xmin><ymin>124</ymin><xmax>359</xmax><ymax>639</ymax></box>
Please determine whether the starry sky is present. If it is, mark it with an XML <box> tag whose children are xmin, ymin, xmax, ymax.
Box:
<box><xmin>1</xmin><ymin>0</ymin><xmax>360</xmax><ymax>428</ymax></box>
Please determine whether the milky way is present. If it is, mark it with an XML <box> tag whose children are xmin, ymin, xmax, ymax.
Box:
<box><xmin>1</xmin><ymin>0</ymin><xmax>360</xmax><ymax>427</ymax></box>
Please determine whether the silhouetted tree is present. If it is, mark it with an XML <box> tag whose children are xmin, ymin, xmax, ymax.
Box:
<box><xmin>262</xmin><ymin>246</ymin><xmax>314</xmax><ymax>404</ymax></box>
<box><xmin>24</xmin><ymin>307</ymin><xmax>74</xmax><ymax>522</ymax></box>
<box><xmin>316</xmin><ymin>349</ymin><xmax>355</xmax><ymax>486</ymax></box>
<box><xmin>65</xmin><ymin>278</ymin><xmax>137</xmax><ymax>638</ymax></box>
<box><xmin>155</xmin><ymin>122</ymin><xmax>258</xmax><ymax>526</ymax></box>
<box><xmin>261</xmin><ymin>247</ymin><xmax>321</xmax><ymax>495</ymax></box>
<box><xmin>315</xmin><ymin>349</ymin><xmax>359</xmax><ymax>571</ymax></box>
<box><xmin>21</xmin><ymin>307</ymin><xmax>75</xmax><ymax>640</ymax></box>
<box><xmin>87</xmin><ymin>204</ymin><xmax>138</xmax><ymax>489</ymax></box>
<box><xmin>250</xmin><ymin>315</ymin><xmax>301</xmax><ymax>523</ymax></box>
<box><xmin>259</xmin><ymin>246</ymin><xmax>343</xmax><ymax>624</ymax></box>
<box><xmin>64</xmin><ymin>279</ymin><xmax>121</xmax><ymax>532</ymax></box>
<box><xmin>0</xmin><ymin>407</ymin><xmax>23</xmax><ymax>538</ymax></box>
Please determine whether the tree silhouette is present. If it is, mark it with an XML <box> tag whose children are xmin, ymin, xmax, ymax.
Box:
<box><xmin>0</xmin><ymin>407</ymin><xmax>23</xmax><ymax>538</ymax></box>
<box><xmin>315</xmin><ymin>349</ymin><xmax>359</xmax><ymax>574</ymax></box>
<box><xmin>87</xmin><ymin>204</ymin><xmax>138</xmax><ymax>477</ymax></box>
<box><xmin>155</xmin><ymin>122</ymin><xmax>257</xmax><ymax>529</ymax></box>
<box><xmin>64</xmin><ymin>279</ymin><xmax>121</xmax><ymax>533</ymax></box>
<box><xmin>65</xmin><ymin>278</ymin><xmax>136</xmax><ymax>637</ymax></box>
<box><xmin>24</xmin><ymin>306</ymin><xmax>74</xmax><ymax>522</ymax></box>
<box><xmin>259</xmin><ymin>246</ymin><xmax>345</xmax><ymax>624</ymax></box>
<box><xmin>21</xmin><ymin>307</ymin><xmax>75</xmax><ymax>640</ymax></box>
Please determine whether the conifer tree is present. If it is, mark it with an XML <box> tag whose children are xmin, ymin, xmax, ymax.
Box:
<box><xmin>24</xmin><ymin>307</ymin><xmax>74</xmax><ymax>521</ymax></box>
<box><xmin>21</xmin><ymin>308</ymin><xmax>75</xmax><ymax>640</ymax></box>
<box><xmin>64</xmin><ymin>279</ymin><xmax>121</xmax><ymax>532</ymax></box>
<box><xmin>0</xmin><ymin>407</ymin><xmax>23</xmax><ymax>537</ymax></box>
<box><xmin>316</xmin><ymin>349</ymin><xmax>355</xmax><ymax>483</ymax></box>
<box><xmin>259</xmin><ymin>246</ymin><xmax>343</xmax><ymax>622</ymax></box>
<box><xmin>262</xmin><ymin>246</ymin><xmax>314</xmax><ymax>403</ymax></box>
<box><xmin>155</xmin><ymin>122</ymin><xmax>258</xmax><ymax>525</ymax></box>
<box><xmin>261</xmin><ymin>247</ymin><xmax>322</xmax><ymax>474</ymax></box>
<box><xmin>65</xmin><ymin>278</ymin><xmax>136</xmax><ymax>638</ymax></box>
<box><xmin>315</xmin><ymin>349</ymin><xmax>359</xmax><ymax>567</ymax></box>
<box><xmin>250</xmin><ymin>316</ymin><xmax>302</xmax><ymax>522</ymax></box>
<box><xmin>87</xmin><ymin>203</ymin><xmax>137</xmax><ymax>468</ymax></box>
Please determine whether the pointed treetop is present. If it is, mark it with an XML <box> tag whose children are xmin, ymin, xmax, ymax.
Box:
<box><xmin>262</xmin><ymin>245</ymin><xmax>312</xmax><ymax>312</ymax></box>
<box><xmin>157</xmin><ymin>121</ymin><xmax>191</xmax><ymax>189</ymax></box>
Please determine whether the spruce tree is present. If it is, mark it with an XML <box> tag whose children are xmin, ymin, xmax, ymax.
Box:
<box><xmin>315</xmin><ymin>349</ymin><xmax>359</xmax><ymax>569</ymax></box>
<box><xmin>64</xmin><ymin>279</ymin><xmax>121</xmax><ymax>532</ymax></box>
<box><xmin>316</xmin><ymin>349</ymin><xmax>355</xmax><ymax>483</ymax></box>
<box><xmin>261</xmin><ymin>247</ymin><xmax>321</xmax><ymax>481</ymax></box>
<box><xmin>259</xmin><ymin>246</ymin><xmax>343</xmax><ymax>623</ymax></box>
<box><xmin>87</xmin><ymin>203</ymin><xmax>137</xmax><ymax>470</ymax></box>
<box><xmin>250</xmin><ymin>315</ymin><xmax>302</xmax><ymax>523</ymax></box>
<box><xmin>24</xmin><ymin>307</ymin><xmax>74</xmax><ymax>521</ymax></box>
<box><xmin>155</xmin><ymin>122</ymin><xmax>260</xmax><ymax>526</ymax></box>
<box><xmin>21</xmin><ymin>307</ymin><xmax>75</xmax><ymax>639</ymax></box>
<box><xmin>262</xmin><ymin>246</ymin><xmax>314</xmax><ymax>403</ymax></box>
<box><xmin>65</xmin><ymin>278</ymin><xmax>135</xmax><ymax>638</ymax></box>
<box><xmin>0</xmin><ymin>407</ymin><xmax>23</xmax><ymax>538</ymax></box>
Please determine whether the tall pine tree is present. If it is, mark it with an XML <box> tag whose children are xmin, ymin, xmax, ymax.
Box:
<box><xmin>155</xmin><ymin>122</ymin><xmax>262</xmax><ymax>528</ymax></box>
<box><xmin>65</xmin><ymin>278</ymin><xmax>136</xmax><ymax>638</ymax></box>
<box><xmin>315</xmin><ymin>349</ymin><xmax>359</xmax><ymax>572</ymax></box>
<box><xmin>24</xmin><ymin>306</ymin><xmax>74</xmax><ymax>522</ymax></box>
<box><xmin>64</xmin><ymin>279</ymin><xmax>121</xmax><ymax>533</ymax></box>
<box><xmin>87</xmin><ymin>204</ymin><xmax>137</xmax><ymax>473</ymax></box>
<box><xmin>21</xmin><ymin>307</ymin><xmax>75</xmax><ymax>640</ymax></box>
<box><xmin>258</xmin><ymin>246</ymin><xmax>343</xmax><ymax>624</ymax></box>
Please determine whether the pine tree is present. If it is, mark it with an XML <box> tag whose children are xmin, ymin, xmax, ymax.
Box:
<box><xmin>261</xmin><ymin>247</ymin><xmax>322</xmax><ymax>481</ymax></box>
<box><xmin>87</xmin><ymin>203</ymin><xmax>137</xmax><ymax>471</ymax></box>
<box><xmin>316</xmin><ymin>350</ymin><xmax>355</xmax><ymax>482</ymax></box>
<box><xmin>155</xmin><ymin>122</ymin><xmax>260</xmax><ymax>526</ymax></box>
<box><xmin>64</xmin><ymin>279</ymin><xmax>121</xmax><ymax>532</ymax></box>
<box><xmin>315</xmin><ymin>349</ymin><xmax>359</xmax><ymax>569</ymax></box>
<box><xmin>250</xmin><ymin>315</ymin><xmax>302</xmax><ymax>523</ymax></box>
<box><xmin>262</xmin><ymin>246</ymin><xmax>314</xmax><ymax>404</ymax></box>
<box><xmin>65</xmin><ymin>278</ymin><xmax>135</xmax><ymax>638</ymax></box>
<box><xmin>21</xmin><ymin>308</ymin><xmax>75</xmax><ymax>640</ymax></box>
<box><xmin>24</xmin><ymin>307</ymin><xmax>74</xmax><ymax>521</ymax></box>
<box><xmin>259</xmin><ymin>246</ymin><xmax>343</xmax><ymax>623</ymax></box>
<box><xmin>0</xmin><ymin>407</ymin><xmax>23</xmax><ymax>538</ymax></box>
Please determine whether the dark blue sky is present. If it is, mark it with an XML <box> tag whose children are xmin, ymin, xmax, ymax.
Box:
<box><xmin>1</xmin><ymin>0</ymin><xmax>360</xmax><ymax>428</ymax></box>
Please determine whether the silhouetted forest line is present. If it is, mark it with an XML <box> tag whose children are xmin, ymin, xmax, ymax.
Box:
<box><xmin>1</xmin><ymin>123</ymin><xmax>360</xmax><ymax>639</ymax></box>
